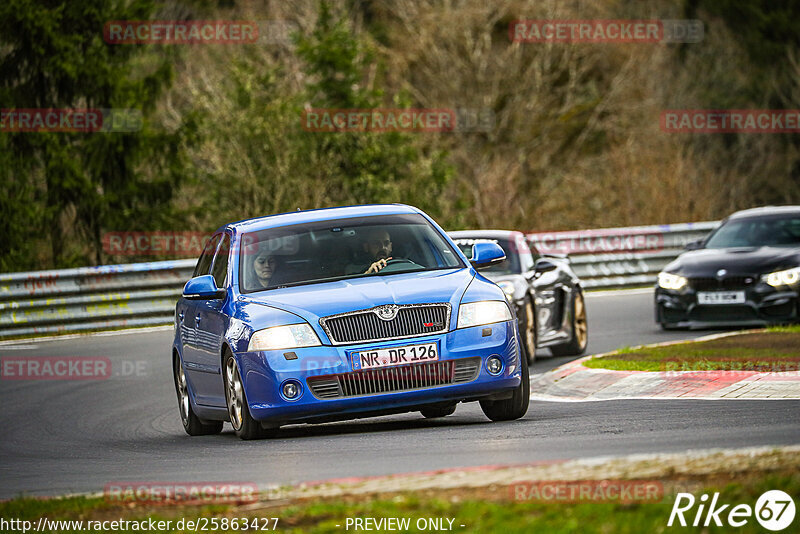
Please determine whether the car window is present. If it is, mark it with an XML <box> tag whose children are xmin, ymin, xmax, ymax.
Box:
<box><xmin>704</xmin><ymin>215</ymin><xmax>800</xmax><ymax>248</ymax></box>
<box><xmin>239</xmin><ymin>214</ymin><xmax>464</xmax><ymax>292</ymax></box>
<box><xmin>211</xmin><ymin>234</ymin><xmax>230</xmax><ymax>288</ymax></box>
<box><xmin>515</xmin><ymin>234</ymin><xmax>536</xmax><ymax>272</ymax></box>
<box><xmin>453</xmin><ymin>237</ymin><xmax>521</xmax><ymax>274</ymax></box>
<box><xmin>193</xmin><ymin>234</ymin><xmax>221</xmax><ymax>278</ymax></box>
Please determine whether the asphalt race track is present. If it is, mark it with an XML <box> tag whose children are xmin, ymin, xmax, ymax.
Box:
<box><xmin>1</xmin><ymin>289</ymin><xmax>798</xmax><ymax>499</ymax></box>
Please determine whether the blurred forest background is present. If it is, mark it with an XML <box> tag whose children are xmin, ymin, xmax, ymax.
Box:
<box><xmin>1</xmin><ymin>0</ymin><xmax>799</xmax><ymax>271</ymax></box>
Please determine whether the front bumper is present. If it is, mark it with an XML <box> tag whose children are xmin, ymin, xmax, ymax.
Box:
<box><xmin>655</xmin><ymin>283</ymin><xmax>799</xmax><ymax>328</ymax></box>
<box><xmin>236</xmin><ymin>320</ymin><xmax>522</xmax><ymax>424</ymax></box>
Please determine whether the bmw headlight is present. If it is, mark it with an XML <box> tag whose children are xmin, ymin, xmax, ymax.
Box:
<box><xmin>657</xmin><ymin>272</ymin><xmax>688</xmax><ymax>290</ymax></box>
<box><xmin>457</xmin><ymin>300</ymin><xmax>512</xmax><ymax>329</ymax></box>
<box><xmin>763</xmin><ymin>266</ymin><xmax>800</xmax><ymax>288</ymax></box>
<box><xmin>497</xmin><ymin>281</ymin><xmax>515</xmax><ymax>301</ymax></box>
<box><xmin>247</xmin><ymin>324</ymin><xmax>322</xmax><ymax>351</ymax></box>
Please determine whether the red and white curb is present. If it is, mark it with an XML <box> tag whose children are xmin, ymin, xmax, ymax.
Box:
<box><xmin>530</xmin><ymin>332</ymin><xmax>800</xmax><ymax>402</ymax></box>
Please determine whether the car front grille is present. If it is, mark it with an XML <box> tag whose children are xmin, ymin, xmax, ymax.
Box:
<box><xmin>320</xmin><ymin>303</ymin><xmax>450</xmax><ymax>345</ymax></box>
<box><xmin>307</xmin><ymin>357</ymin><xmax>481</xmax><ymax>399</ymax></box>
<box><xmin>690</xmin><ymin>305</ymin><xmax>757</xmax><ymax>322</ymax></box>
<box><xmin>689</xmin><ymin>276</ymin><xmax>755</xmax><ymax>291</ymax></box>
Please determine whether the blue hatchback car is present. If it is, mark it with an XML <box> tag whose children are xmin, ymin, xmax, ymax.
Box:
<box><xmin>172</xmin><ymin>205</ymin><xmax>529</xmax><ymax>439</ymax></box>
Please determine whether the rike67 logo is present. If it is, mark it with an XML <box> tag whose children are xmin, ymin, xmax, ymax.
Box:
<box><xmin>669</xmin><ymin>490</ymin><xmax>796</xmax><ymax>531</ymax></box>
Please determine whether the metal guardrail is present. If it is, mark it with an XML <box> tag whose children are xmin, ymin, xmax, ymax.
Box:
<box><xmin>0</xmin><ymin>221</ymin><xmax>719</xmax><ymax>339</ymax></box>
<box><xmin>0</xmin><ymin>260</ymin><xmax>195</xmax><ymax>338</ymax></box>
<box><xmin>527</xmin><ymin>221</ymin><xmax>720</xmax><ymax>288</ymax></box>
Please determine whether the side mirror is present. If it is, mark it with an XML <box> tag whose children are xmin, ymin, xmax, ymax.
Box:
<box><xmin>183</xmin><ymin>275</ymin><xmax>226</xmax><ymax>300</ymax></box>
<box><xmin>470</xmin><ymin>242</ymin><xmax>506</xmax><ymax>269</ymax></box>
<box><xmin>684</xmin><ymin>239</ymin><xmax>704</xmax><ymax>251</ymax></box>
<box><xmin>534</xmin><ymin>259</ymin><xmax>558</xmax><ymax>273</ymax></box>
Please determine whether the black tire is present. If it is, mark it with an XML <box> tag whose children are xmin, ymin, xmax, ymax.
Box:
<box><xmin>174</xmin><ymin>355</ymin><xmax>223</xmax><ymax>436</ymax></box>
<box><xmin>223</xmin><ymin>350</ymin><xmax>276</xmax><ymax>440</ymax></box>
<box><xmin>657</xmin><ymin>305</ymin><xmax>682</xmax><ymax>330</ymax></box>
<box><xmin>550</xmin><ymin>290</ymin><xmax>588</xmax><ymax>357</ymax></box>
<box><xmin>519</xmin><ymin>295</ymin><xmax>537</xmax><ymax>365</ymax></box>
<box><xmin>479</xmin><ymin>343</ymin><xmax>530</xmax><ymax>422</ymax></box>
<box><xmin>420</xmin><ymin>404</ymin><xmax>457</xmax><ymax>418</ymax></box>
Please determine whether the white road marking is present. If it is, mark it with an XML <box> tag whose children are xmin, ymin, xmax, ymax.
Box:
<box><xmin>0</xmin><ymin>325</ymin><xmax>172</xmax><ymax>346</ymax></box>
<box><xmin>585</xmin><ymin>288</ymin><xmax>654</xmax><ymax>298</ymax></box>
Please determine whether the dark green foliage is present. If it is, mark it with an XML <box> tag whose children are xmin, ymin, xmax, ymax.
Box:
<box><xmin>0</xmin><ymin>0</ymin><xmax>196</xmax><ymax>268</ymax></box>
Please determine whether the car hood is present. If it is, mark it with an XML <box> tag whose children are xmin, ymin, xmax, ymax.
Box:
<box><xmin>240</xmin><ymin>268</ymin><xmax>474</xmax><ymax>333</ymax></box>
<box><xmin>665</xmin><ymin>247</ymin><xmax>800</xmax><ymax>277</ymax></box>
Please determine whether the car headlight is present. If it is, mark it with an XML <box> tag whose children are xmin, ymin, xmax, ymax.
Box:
<box><xmin>457</xmin><ymin>300</ymin><xmax>512</xmax><ymax>329</ymax></box>
<box><xmin>497</xmin><ymin>281</ymin><xmax>515</xmax><ymax>301</ymax></box>
<box><xmin>657</xmin><ymin>272</ymin><xmax>688</xmax><ymax>290</ymax></box>
<box><xmin>763</xmin><ymin>267</ymin><xmax>800</xmax><ymax>287</ymax></box>
<box><xmin>247</xmin><ymin>324</ymin><xmax>322</xmax><ymax>351</ymax></box>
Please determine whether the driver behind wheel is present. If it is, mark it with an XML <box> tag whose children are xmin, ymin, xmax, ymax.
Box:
<box><xmin>346</xmin><ymin>228</ymin><xmax>394</xmax><ymax>274</ymax></box>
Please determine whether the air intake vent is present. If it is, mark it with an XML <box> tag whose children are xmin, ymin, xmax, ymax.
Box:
<box><xmin>307</xmin><ymin>357</ymin><xmax>480</xmax><ymax>399</ymax></box>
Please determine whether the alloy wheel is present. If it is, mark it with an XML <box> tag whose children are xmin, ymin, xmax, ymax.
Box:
<box><xmin>225</xmin><ymin>357</ymin><xmax>245</xmax><ymax>431</ymax></box>
<box><xmin>176</xmin><ymin>360</ymin><xmax>190</xmax><ymax>425</ymax></box>
<box><xmin>574</xmin><ymin>292</ymin><xmax>588</xmax><ymax>348</ymax></box>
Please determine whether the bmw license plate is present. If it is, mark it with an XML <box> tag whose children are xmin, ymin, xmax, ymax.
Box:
<box><xmin>697</xmin><ymin>291</ymin><xmax>745</xmax><ymax>305</ymax></box>
<box><xmin>354</xmin><ymin>343</ymin><xmax>438</xmax><ymax>370</ymax></box>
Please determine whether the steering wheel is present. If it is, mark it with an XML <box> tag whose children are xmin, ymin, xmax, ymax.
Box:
<box><xmin>379</xmin><ymin>258</ymin><xmax>423</xmax><ymax>273</ymax></box>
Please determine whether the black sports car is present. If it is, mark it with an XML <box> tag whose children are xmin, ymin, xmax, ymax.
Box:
<box><xmin>656</xmin><ymin>206</ymin><xmax>800</xmax><ymax>329</ymax></box>
<box><xmin>450</xmin><ymin>230</ymin><xmax>588</xmax><ymax>363</ymax></box>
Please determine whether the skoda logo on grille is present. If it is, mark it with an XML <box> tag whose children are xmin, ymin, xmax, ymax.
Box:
<box><xmin>375</xmin><ymin>305</ymin><xmax>399</xmax><ymax>321</ymax></box>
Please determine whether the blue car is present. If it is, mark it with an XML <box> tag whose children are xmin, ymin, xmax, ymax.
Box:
<box><xmin>172</xmin><ymin>204</ymin><xmax>529</xmax><ymax>439</ymax></box>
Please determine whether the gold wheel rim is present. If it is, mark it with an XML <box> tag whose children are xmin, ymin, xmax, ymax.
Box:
<box><xmin>574</xmin><ymin>293</ymin><xmax>588</xmax><ymax>348</ymax></box>
<box><xmin>524</xmin><ymin>300</ymin><xmax>536</xmax><ymax>356</ymax></box>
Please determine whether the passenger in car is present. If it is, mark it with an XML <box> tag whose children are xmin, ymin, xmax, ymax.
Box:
<box><xmin>251</xmin><ymin>249</ymin><xmax>278</xmax><ymax>289</ymax></box>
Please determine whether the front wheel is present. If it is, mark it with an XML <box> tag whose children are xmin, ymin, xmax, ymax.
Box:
<box><xmin>174</xmin><ymin>355</ymin><xmax>223</xmax><ymax>436</ymax></box>
<box><xmin>550</xmin><ymin>290</ymin><xmax>588</xmax><ymax>356</ymax></box>
<box><xmin>480</xmin><ymin>348</ymin><xmax>530</xmax><ymax>422</ymax></box>
<box><xmin>519</xmin><ymin>296</ymin><xmax>537</xmax><ymax>365</ymax></box>
<box><xmin>224</xmin><ymin>351</ymin><xmax>276</xmax><ymax>440</ymax></box>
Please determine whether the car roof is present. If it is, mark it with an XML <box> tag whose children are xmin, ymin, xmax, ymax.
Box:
<box><xmin>448</xmin><ymin>229</ymin><xmax>522</xmax><ymax>240</ymax></box>
<box><xmin>728</xmin><ymin>205</ymin><xmax>800</xmax><ymax>219</ymax></box>
<box><xmin>217</xmin><ymin>204</ymin><xmax>422</xmax><ymax>233</ymax></box>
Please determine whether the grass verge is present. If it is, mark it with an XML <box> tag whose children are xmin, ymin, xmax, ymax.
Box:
<box><xmin>1</xmin><ymin>468</ymin><xmax>798</xmax><ymax>533</ymax></box>
<box><xmin>583</xmin><ymin>326</ymin><xmax>800</xmax><ymax>372</ymax></box>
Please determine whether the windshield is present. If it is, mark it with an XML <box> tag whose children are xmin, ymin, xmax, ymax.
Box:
<box><xmin>453</xmin><ymin>237</ymin><xmax>521</xmax><ymax>274</ymax></box>
<box><xmin>239</xmin><ymin>213</ymin><xmax>464</xmax><ymax>292</ymax></box>
<box><xmin>703</xmin><ymin>215</ymin><xmax>800</xmax><ymax>249</ymax></box>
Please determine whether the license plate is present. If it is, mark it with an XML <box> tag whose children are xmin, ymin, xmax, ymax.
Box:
<box><xmin>697</xmin><ymin>291</ymin><xmax>746</xmax><ymax>305</ymax></box>
<box><xmin>354</xmin><ymin>343</ymin><xmax>438</xmax><ymax>370</ymax></box>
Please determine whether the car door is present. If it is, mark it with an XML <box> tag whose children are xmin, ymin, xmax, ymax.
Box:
<box><xmin>181</xmin><ymin>233</ymin><xmax>222</xmax><ymax>405</ymax></box>
<box><xmin>191</xmin><ymin>233</ymin><xmax>231</xmax><ymax>407</ymax></box>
